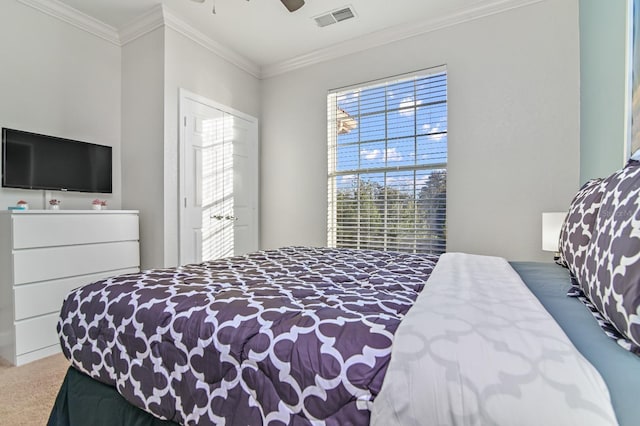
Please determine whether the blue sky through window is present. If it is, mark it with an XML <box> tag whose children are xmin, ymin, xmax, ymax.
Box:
<box><xmin>334</xmin><ymin>72</ymin><xmax>447</xmax><ymax>191</ymax></box>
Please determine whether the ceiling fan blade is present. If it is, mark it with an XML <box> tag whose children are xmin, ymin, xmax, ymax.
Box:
<box><xmin>281</xmin><ymin>0</ymin><xmax>305</xmax><ymax>12</ymax></box>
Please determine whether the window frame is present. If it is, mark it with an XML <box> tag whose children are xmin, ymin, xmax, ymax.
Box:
<box><xmin>327</xmin><ymin>66</ymin><xmax>448</xmax><ymax>254</ymax></box>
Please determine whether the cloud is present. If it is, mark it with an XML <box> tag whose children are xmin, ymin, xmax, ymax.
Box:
<box><xmin>386</xmin><ymin>172</ymin><xmax>434</xmax><ymax>191</ymax></box>
<box><xmin>422</xmin><ymin>123</ymin><xmax>445</xmax><ymax>141</ymax></box>
<box><xmin>338</xmin><ymin>174</ymin><xmax>357</xmax><ymax>188</ymax></box>
<box><xmin>399</xmin><ymin>97</ymin><xmax>422</xmax><ymax>116</ymax></box>
<box><xmin>361</xmin><ymin>148</ymin><xmax>404</xmax><ymax>163</ymax></box>
<box><xmin>385</xmin><ymin>175</ymin><xmax>414</xmax><ymax>192</ymax></box>
<box><xmin>416</xmin><ymin>174</ymin><xmax>429</xmax><ymax>187</ymax></box>
<box><xmin>337</xmin><ymin>91</ymin><xmax>360</xmax><ymax>103</ymax></box>
<box><xmin>362</xmin><ymin>149</ymin><xmax>382</xmax><ymax>160</ymax></box>
<box><xmin>386</xmin><ymin>147</ymin><xmax>403</xmax><ymax>162</ymax></box>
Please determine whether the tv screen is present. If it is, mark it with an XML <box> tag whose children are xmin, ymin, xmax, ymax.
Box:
<box><xmin>2</xmin><ymin>128</ymin><xmax>112</xmax><ymax>193</ymax></box>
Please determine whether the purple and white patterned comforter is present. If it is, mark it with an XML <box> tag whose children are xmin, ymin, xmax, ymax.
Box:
<box><xmin>58</xmin><ymin>246</ymin><xmax>438</xmax><ymax>425</ymax></box>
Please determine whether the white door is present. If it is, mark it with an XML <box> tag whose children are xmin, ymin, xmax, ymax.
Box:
<box><xmin>179</xmin><ymin>91</ymin><xmax>258</xmax><ymax>265</ymax></box>
<box><xmin>230</xmin><ymin>117</ymin><xmax>256</xmax><ymax>256</ymax></box>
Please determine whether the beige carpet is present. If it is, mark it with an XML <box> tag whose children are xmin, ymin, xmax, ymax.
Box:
<box><xmin>0</xmin><ymin>353</ymin><xmax>69</xmax><ymax>425</ymax></box>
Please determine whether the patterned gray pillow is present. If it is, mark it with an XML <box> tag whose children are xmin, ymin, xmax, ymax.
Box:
<box><xmin>580</xmin><ymin>160</ymin><xmax>640</xmax><ymax>351</ymax></box>
<box><xmin>558</xmin><ymin>178</ymin><xmax>605</xmax><ymax>280</ymax></box>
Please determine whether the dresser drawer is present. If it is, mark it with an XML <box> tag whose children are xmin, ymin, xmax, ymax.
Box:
<box><xmin>14</xmin><ymin>267</ymin><xmax>140</xmax><ymax>321</ymax></box>
<box><xmin>15</xmin><ymin>313</ymin><xmax>59</xmax><ymax>356</ymax></box>
<box><xmin>13</xmin><ymin>241</ymin><xmax>140</xmax><ymax>285</ymax></box>
<box><xmin>12</xmin><ymin>213</ymin><xmax>139</xmax><ymax>249</ymax></box>
<box><xmin>0</xmin><ymin>210</ymin><xmax>140</xmax><ymax>366</ymax></box>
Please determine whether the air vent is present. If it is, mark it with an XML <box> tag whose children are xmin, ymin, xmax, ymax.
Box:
<box><xmin>314</xmin><ymin>14</ymin><xmax>336</xmax><ymax>28</ymax></box>
<box><xmin>332</xmin><ymin>7</ymin><xmax>354</xmax><ymax>22</ymax></box>
<box><xmin>314</xmin><ymin>5</ymin><xmax>356</xmax><ymax>28</ymax></box>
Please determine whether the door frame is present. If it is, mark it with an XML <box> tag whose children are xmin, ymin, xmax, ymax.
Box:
<box><xmin>178</xmin><ymin>88</ymin><xmax>259</xmax><ymax>265</ymax></box>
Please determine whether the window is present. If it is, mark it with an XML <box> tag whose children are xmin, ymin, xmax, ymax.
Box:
<box><xmin>327</xmin><ymin>67</ymin><xmax>447</xmax><ymax>254</ymax></box>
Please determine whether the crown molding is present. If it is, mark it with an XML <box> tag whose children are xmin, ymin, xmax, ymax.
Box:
<box><xmin>118</xmin><ymin>4</ymin><xmax>260</xmax><ymax>78</ymax></box>
<box><xmin>162</xmin><ymin>7</ymin><xmax>261</xmax><ymax>78</ymax></box>
<box><xmin>17</xmin><ymin>0</ymin><xmax>120</xmax><ymax>45</ymax></box>
<box><xmin>17</xmin><ymin>0</ymin><xmax>261</xmax><ymax>78</ymax></box>
<box><xmin>261</xmin><ymin>0</ymin><xmax>544</xmax><ymax>79</ymax></box>
<box><xmin>17</xmin><ymin>0</ymin><xmax>543</xmax><ymax>79</ymax></box>
<box><xmin>118</xmin><ymin>4</ymin><xmax>165</xmax><ymax>46</ymax></box>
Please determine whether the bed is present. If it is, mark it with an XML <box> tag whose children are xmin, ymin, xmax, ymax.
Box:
<box><xmin>48</xmin><ymin>159</ymin><xmax>640</xmax><ymax>426</ymax></box>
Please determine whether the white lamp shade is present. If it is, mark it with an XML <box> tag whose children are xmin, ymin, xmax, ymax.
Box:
<box><xmin>542</xmin><ymin>212</ymin><xmax>567</xmax><ymax>251</ymax></box>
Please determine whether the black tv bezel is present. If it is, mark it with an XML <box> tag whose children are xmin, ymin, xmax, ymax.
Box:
<box><xmin>1</xmin><ymin>127</ymin><xmax>113</xmax><ymax>194</ymax></box>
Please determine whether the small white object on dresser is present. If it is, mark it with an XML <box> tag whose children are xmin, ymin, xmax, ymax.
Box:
<box><xmin>0</xmin><ymin>210</ymin><xmax>140</xmax><ymax>366</ymax></box>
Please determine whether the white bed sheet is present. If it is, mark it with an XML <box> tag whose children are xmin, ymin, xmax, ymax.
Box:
<box><xmin>371</xmin><ymin>253</ymin><xmax>618</xmax><ymax>426</ymax></box>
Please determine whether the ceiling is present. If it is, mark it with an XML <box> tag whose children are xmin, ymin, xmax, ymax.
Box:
<box><xmin>53</xmin><ymin>0</ymin><xmax>509</xmax><ymax>70</ymax></box>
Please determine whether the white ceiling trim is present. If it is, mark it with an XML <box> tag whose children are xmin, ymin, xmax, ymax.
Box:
<box><xmin>17</xmin><ymin>0</ymin><xmax>544</xmax><ymax>80</ymax></box>
<box><xmin>162</xmin><ymin>7</ymin><xmax>261</xmax><ymax>78</ymax></box>
<box><xmin>118</xmin><ymin>4</ymin><xmax>164</xmax><ymax>46</ymax></box>
<box><xmin>118</xmin><ymin>5</ymin><xmax>260</xmax><ymax>78</ymax></box>
<box><xmin>17</xmin><ymin>0</ymin><xmax>120</xmax><ymax>45</ymax></box>
<box><xmin>20</xmin><ymin>0</ymin><xmax>261</xmax><ymax>78</ymax></box>
<box><xmin>261</xmin><ymin>0</ymin><xmax>544</xmax><ymax>79</ymax></box>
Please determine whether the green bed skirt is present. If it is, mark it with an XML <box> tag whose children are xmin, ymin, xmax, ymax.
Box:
<box><xmin>47</xmin><ymin>366</ymin><xmax>177</xmax><ymax>426</ymax></box>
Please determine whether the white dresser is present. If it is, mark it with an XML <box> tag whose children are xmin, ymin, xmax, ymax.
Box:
<box><xmin>0</xmin><ymin>210</ymin><xmax>140</xmax><ymax>366</ymax></box>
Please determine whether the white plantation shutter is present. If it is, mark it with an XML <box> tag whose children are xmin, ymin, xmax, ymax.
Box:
<box><xmin>327</xmin><ymin>67</ymin><xmax>447</xmax><ymax>254</ymax></box>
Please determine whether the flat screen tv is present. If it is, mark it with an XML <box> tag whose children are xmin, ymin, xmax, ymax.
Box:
<box><xmin>2</xmin><ymin>128</ymin><xmax>112</xmax><ymax>194</ymax></box>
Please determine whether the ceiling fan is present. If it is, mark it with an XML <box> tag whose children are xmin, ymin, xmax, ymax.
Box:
<box><xmin>189</xmin><ymin>0</ymin><xmax>305</xmax><ymax>13</ymax></box>
<box><xmin>279</xmin><ymin>0</ymin><xmax>305</xmax><ymax>12</ymax></box>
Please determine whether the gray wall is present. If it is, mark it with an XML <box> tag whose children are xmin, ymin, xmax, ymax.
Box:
<box><xmin>260</xmin><ymin>0</ymin><xmax>580</xmax><ymax>262</ymax></box>
<box><xmin>121</xmin><ymin>28</ymin><xmax>166</xmax><ymax>270</ymax></box>
<box><xmin>0</xmin><ymin>1</ymin><xmax>121</xmax><ymax>211</ymax></box>
<box><xmin>5</xmin><ymin>0</ymin><xmax>625</xmax><ymax>265</ymax></box>
<box><xmin>579</xmin><ymin>0</ymin><xmax>628</xmax><ymax>183</ymax></box>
